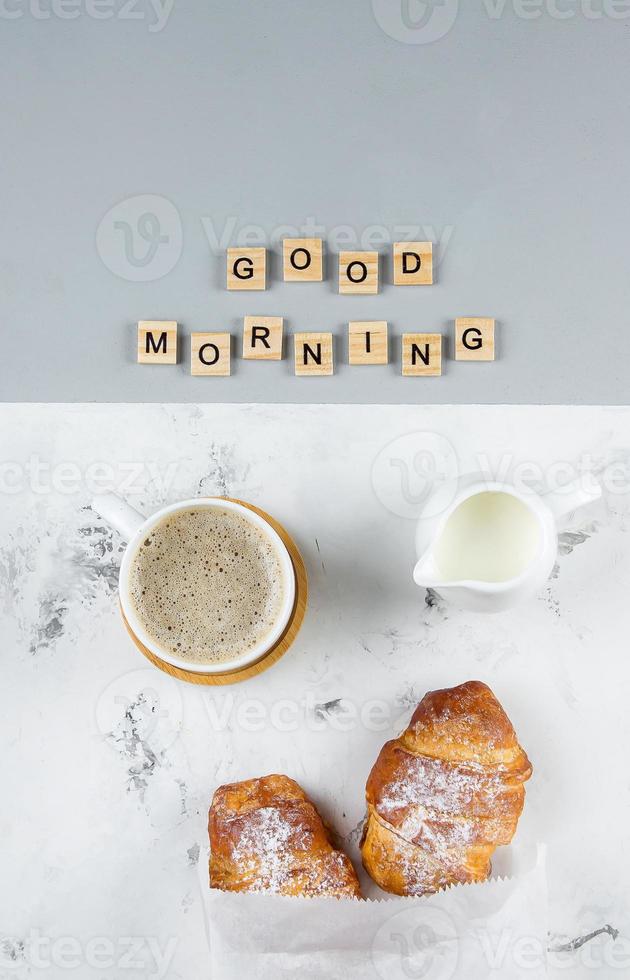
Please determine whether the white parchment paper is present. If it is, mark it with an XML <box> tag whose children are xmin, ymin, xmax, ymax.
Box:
<box><xmin>199</xmin><ymin>846</ymin><xmax>548</xmax><ymax>979</ymax></box>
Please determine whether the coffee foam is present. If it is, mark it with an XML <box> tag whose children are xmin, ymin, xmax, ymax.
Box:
<box><xmin>128</xmin><ymin>507</ymin><xmax>285</xmax><ymax>665</ymax></box>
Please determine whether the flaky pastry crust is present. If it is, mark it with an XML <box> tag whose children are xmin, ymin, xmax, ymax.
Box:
<box><xmin>361</xmin><ymin>680</ymin><xmax>532</xmax><ymax>896</ymax></box>
<box><xmin>209</xmin><ymin>774</ymin><xmax>361</xmax><ymax>899</ymax></box>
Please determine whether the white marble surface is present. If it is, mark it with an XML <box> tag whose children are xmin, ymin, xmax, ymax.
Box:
<box><xmin>2</xmin><ymin>403</ymin><xmax>630</xmax><ymax>979</ymax></box>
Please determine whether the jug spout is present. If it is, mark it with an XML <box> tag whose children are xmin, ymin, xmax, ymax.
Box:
<box><xmin>543</xmin><ymin>477</ymin><xmax>601</xmax><ymax>523</ymax></box>
<box><xmin>413</xmin><ymin>551</ymin><xmax>446</xmax><ymax>590</ymax></box>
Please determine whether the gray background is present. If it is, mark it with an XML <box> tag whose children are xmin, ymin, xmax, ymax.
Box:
<box><xmin>1</xmin><ymin>0</ymin><xmax>628</xmax><ymax>404</ymax></box>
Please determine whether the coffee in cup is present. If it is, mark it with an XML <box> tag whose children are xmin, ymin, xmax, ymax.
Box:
<box><xmin>128</xmin><ymin>506</ymin><xmax>287</xmax><ymax>667</ymax></box>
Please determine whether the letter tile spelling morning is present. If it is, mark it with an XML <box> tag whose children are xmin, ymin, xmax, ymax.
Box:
<box><xmin>226</xmin><ymin>248</ymin><xmax>266</xmax><ymax>291</ymax></box>
<box><xmin>402</xmin><ymin>333</ymin><xmax>442</xmax><ymax>377</ymax></box>
<box><xmin>191</xmin><ymin>332</ymin><xmax>231</xmax><ymax>376</ymax></box>
<box><xmin>294</xmin><ymin>332</ymin><xmax>334</xmax><ymax>376</ymax></box>
<box><xmin>137</xmin><ymin>321</ymin><xmax>178</xmax><ymax>364</ymax></box>
<box><xmin>242</xmin><ymin>316</ymin><xmax>284</xmax><ymax>361</ymax></box>
<box><xmin>455</xmin><ymin>318</ymin><xmax>495</xmax><ymax>362</ymax></box>
<box><xmin>348</xmin><ymin>321</ymin><xmax>388</xmax><ymax>365</ymax></box>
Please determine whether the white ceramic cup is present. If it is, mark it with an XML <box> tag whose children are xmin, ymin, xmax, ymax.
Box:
<box><xmin>92</xmin><ymin>493</ymin><xmax>296</xmax><ymax>674</ymax></box>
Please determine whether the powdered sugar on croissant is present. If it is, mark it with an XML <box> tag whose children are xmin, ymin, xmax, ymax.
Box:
<box><xmin>209</xmin><ymin>774</ymin><xmax>361</xmax><ymax>899</ymax></box>
<box><xmin>361</xmin><ymin>680</ymin><xmax>532</xmax><ymax>896</ymax></box>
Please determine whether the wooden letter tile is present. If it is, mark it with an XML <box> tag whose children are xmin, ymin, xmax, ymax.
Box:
<box><xmin>402</xmin><ymin>334</ymin><xmax>442</xmax><ymax>377</ymax></box>
<box><xmin>191</xmin><ymin>332</ymin><xmax>231</xmax><ymax>376</ymax></box>
<box><xmin>283</xmin><ymin>239</ymin><xmax>323</xmax><ymax>282</ymax></box>
<box><xmin>294</xmin><ymin>333</ymin><xmax>333</xmax><ymax>377</ymax></box>
<box><xmin>242</xmin><ymin>316</ymin><xmax>283</xmax><ymax>360</ymax></box>
<box><xmin>226</xmin><ymin>248</ymin><xmax>266</xmax><ymax>291</ymax></box>
<box><xmin>394</xmin><ymin>242</ymin><xmax>433</xmax><ymax>285</ymax></box>
<box><xmin>348</xmin><ymin>321</ymin><xmax>388</xmax><ymax>365</ymax></box>
<box><xmin>339</xmin><ymin>251</ymin><xmax>379</xmax><ymax>295</ymax></box>
<box><xmin>137</xmin><ymin>321</ymin><xmax>177</xmax><ymax>364</ymax></box>
<box><xmin>455</xmin><ymin>318</ymin><xmax>495</xmax><ymax>361</ymax></box>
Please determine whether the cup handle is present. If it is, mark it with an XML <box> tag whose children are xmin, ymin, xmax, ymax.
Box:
<box><xmin>92</xmin><ymin>492</ymin><xmax>145</xmax><ymax>542</ymax></box>
<box><xmin>543</xmin><ymin>477</ymin><xmax>602</xmax><ymax>524</ymax></box>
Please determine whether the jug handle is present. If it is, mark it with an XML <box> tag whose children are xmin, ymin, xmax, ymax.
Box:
<box><xmin>543</xmin><ymin>477</ymin><xmax>601</xmax><ymax>524</ymax></box>
<box><xmin>91</xmin><ymin>492</ymin><xmax>145</xmax><ymax>542</ymax></box>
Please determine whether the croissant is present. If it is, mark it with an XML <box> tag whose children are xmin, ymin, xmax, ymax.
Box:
<box><xmin>361</xmin><ymin>680</ymin><xmax>532</xmax><ymax>896</ymax></box>
<box><xmin>209</xmin><ymin>774</ymin><xmax>362</xmax><ymax>898</ymax></box>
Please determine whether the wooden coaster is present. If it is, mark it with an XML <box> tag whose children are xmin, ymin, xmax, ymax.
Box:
<box><xmin>121</xmin><ymin>498</ymin><xmax>308</xmax><ymax>686</ymax></box>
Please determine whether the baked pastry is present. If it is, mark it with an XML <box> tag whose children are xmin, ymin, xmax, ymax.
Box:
<box><xmin>361</xmin><ymin>680</ymin><xmax>532</xmax><ymax>896</ymax></box>
<box><xmin>209</xmin><ymin>774</ymin><xmax>362</xmax><ymax>898</ymax></box>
